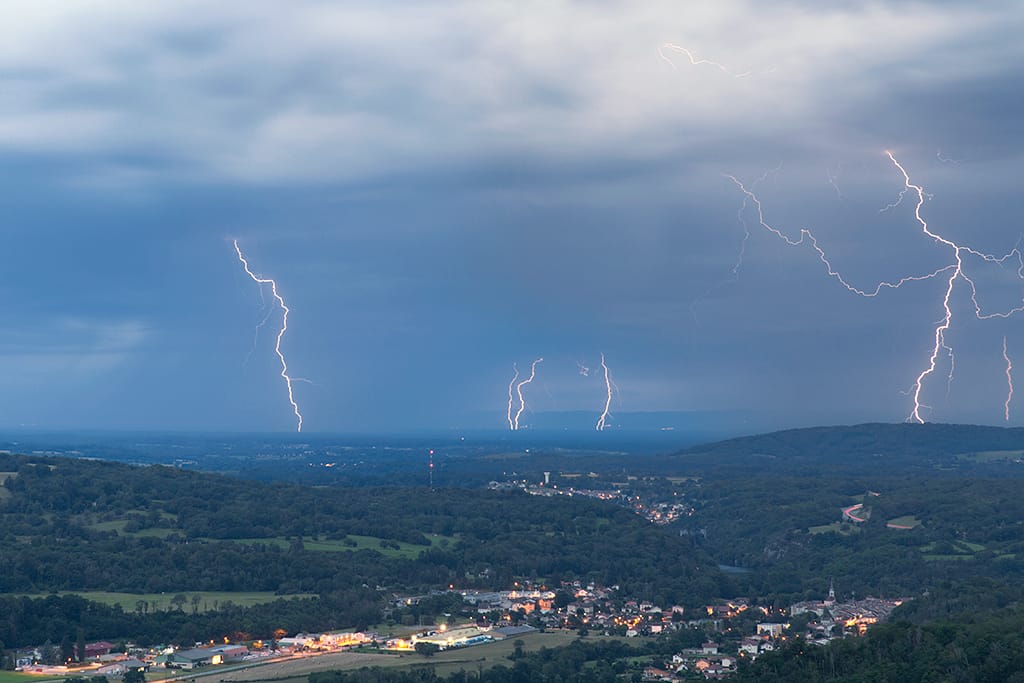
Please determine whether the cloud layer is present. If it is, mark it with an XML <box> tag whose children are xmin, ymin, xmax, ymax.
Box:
<box><xmin>2</xmin><ymin>1</ymin><xmax>1023</xmax><ymax>431</ymax></box>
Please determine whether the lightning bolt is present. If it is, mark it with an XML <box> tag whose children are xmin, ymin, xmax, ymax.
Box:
<box><xmin>885</xmin><ymin>151</ymin><xmax>1024</xmax><ymax>423</ymax></box>
<box><xmin>243</xmin><ymin>304</ymin><xmax>276</xmax><ymax>369</ymax></box>
<box><xmin>506</xmin><ymin>364</ymin><xmax>520</xmax><ymax>430</ymax></box>
<box><xmin>726</xmin><ymin>152</ymin><xmax>1024</xmax><ymax>423</ymax></box>
<box><xmin>233</xmin><ymin>239</ymin><xmax>304</xmax><ymax>432</ymax></box>
<box><xmin>1004</xmin><ymin>336</ymin><xmax>1014</xmax><ymax>422</ymax></box>
<box><xmin>826</xmin><ymin>164</ymin><xmax>844</xmax><ymax>200</ymax></box>
<box><xmin>512</xmin><ymin>358</ymin><xmax>543</xmax><ymax>430</ymax></box>
<box><xmin>577</xmin><ymin>361</ymin><xmax>590</xmax><ymax>377</ymax></box>
<box><xmin>691</xmin><ymin>164</ymin><xmax>782</xmax><ymax>324</ymax></box>
<box><xmin>658</xmin><ymin>43</ymin><xmax>752</xmax><ymax>78</ymax></box>
<box><xmin>596</xmin><ymin>353</ymin><xmax>614</xmax><ymax>431</ymax></box>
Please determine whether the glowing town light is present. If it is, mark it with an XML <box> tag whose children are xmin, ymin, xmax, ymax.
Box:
<box><xmin>1005</xmin><ymin>337</ymin><xmax>1014</xmax><ymax>422</ymax></box>
<box><xmin>512</xmin><ymin>358</ymin><xmax>543</xmax><ymax>431</ymax></box>
<box><xmin>233</xmin><ymin>240</ymin><xmax>304</xmax><ymax>432</ymax></box>
<box><xmin>658</xmin><ymin>43</ymin><xmax>751</xmax><ymax>78</ymax></box>
<box><xmin>506</xmin><ymin>364</ymin><xmax>520</xmax><ymax>431</ymax></box>
<box><xmin>596</xmin><ymin>354</ymin><xmax>614</xmax><ymax>431</ymax></box>
<box><xmin>725</xmin><ymin>152</ymin><xmax>1024</xmax><ymax>423</ymax></box>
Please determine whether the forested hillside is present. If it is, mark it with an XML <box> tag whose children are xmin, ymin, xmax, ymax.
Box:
<box><xmin>0</xmin><ymin>453</ymin><xmax>724</xmax><ymax>647</ymax></box>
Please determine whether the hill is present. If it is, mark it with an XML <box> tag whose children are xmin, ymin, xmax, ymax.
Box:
<box><xmin>0</xmin><ymin>452</ymin><xmax>723</xmax><ymax>647</ymax></box>
<box><xmin>672</xmin><ymin>422</ymin><xmax>1024</xmax><ymax>477</ymax></box>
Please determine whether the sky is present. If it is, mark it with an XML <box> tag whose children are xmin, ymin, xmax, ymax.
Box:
<box><xmin>2</xmin><ymin>0</ymin><xmax>1024</xmax><ymax>433</ymax></box>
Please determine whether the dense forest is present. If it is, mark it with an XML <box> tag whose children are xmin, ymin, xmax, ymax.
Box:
<box><xmin>5</xmin><ymin>423</ymin><xmax>1024</xmax><ymax>680</ymax></box>
<box><xmin>734</xmin><ymin>601</ymin><xmax>1024</xmax><ymax>682</ymax></box>
<box><xmin>0</xmin><ymin>454</ymin><xmax>724</xmax><ymax>647</ymax></box>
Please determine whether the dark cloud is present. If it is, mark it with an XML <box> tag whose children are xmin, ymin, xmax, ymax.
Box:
<box><xmin>0</xmin><ymin>1</ymin><xmax>1022</xmax><ymax>431</ymax></box>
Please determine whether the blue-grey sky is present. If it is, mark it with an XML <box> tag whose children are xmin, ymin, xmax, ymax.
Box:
<box><xmin>3</xmin><ymin>0</ymin><xmax>1024</xmax><ymax>432</ymax></box>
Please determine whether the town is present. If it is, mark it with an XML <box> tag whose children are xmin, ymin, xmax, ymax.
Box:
<box><xmin>11</xmin><ymin>581</ymin><xmax>905</xmax><ymax>682</ymax></box>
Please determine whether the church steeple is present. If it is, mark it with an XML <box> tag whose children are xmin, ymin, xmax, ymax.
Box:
<box><xmin>827</xmin><ymin>578</ymin><xmax>836</xmax><ymax>604</ymax></box>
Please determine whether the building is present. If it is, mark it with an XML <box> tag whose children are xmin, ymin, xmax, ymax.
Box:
<box><xmin>96</xmin><ymin>659</ymin><xmax>147</xmax><ymax>677</ymax></box>
<box><xmin>757</xmin><ymin>623</ymin><xmax>787</xmax><ymax>638</ymax></box>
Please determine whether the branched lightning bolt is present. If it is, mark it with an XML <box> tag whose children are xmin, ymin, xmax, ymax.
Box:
<box><xmin>691</xmin><ymin>164</ymin><xmax>782</xmax><ymax>324</ymax></box>
<box><xmin>658</xmin><ymin>43</ymin><xmax>752</xmax><ymax>78</ymax></box>
<box><xmin>727</xmin><ymin>152</ymin><xmax>1024</xmax><ymax>423</ymax></box>
<box><xmin>885</xmin><ymin>151</ymin><xmax>1024</xmax><ymax>423</ymax></box>
<box><xmin>725</xmin><ymin>171</ymin><xmax>955</xmax><ymax>299</ymax></box>
<box><xmin>577</xmin><ymin>361</ymin><xmax>590</xmax><ymax>377</ymax></box>
<box><xmin>512</xmin><ymin>358</ymin><xmax>543</xmax><ymax>430</ymax></box>
<box><xmin>596</xmin><ymin>354</ymin><xmax>614</xmax><ymax>431</ymax></box>
<box><xmin>234</xmin><ymin>240</ymin><xmax>304</xmax><ymax>432</ymax></box>
<box><xmin>506</xmin><ymin>364</ymin><xmax>520</xmax><ymax>430</ymax></box>
<box><xmin>1004</xmin><ymin>336</ymin><xmax>1014</xmax><ymax>422</ymax></box>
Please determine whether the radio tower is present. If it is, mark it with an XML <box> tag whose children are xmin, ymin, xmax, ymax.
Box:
<box><xmin>429</xmin><ymin>449</ymin><xmax>435</xmax><ymax>490</ymax></box>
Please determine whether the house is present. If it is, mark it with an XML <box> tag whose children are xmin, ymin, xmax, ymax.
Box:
<box><xmin>642</xmin><ymin>666</ymin><xmax>675</xmax><ymax>681</ymax></box>
<box><xmin>702</xmin><ymin>642</ymin><xmax>719</xmax><ymax>655</ymax></box>
<box><xmin>741</xmin><ymin>636</ymin><xmax>762</xmax><ymax>655</ymax></box>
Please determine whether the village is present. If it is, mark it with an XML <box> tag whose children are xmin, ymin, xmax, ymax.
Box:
<box><xmin>11</xmin><ymin>582</ymin><xmax>905</xmax><ymax>682</ymax></box>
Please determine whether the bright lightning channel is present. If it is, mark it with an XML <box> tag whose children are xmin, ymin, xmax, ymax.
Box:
<box><xmin>511</xmin><ymin>358</ymin><xmax>543</xmax><ymax>431</ymax></box>
<box><xmin>506</xmin><ymin>364</ymin><xmax>520</xmax><ymax>430</ymax></box>
<box><xmin>234</xmin><ymin>240</ymin><xmax>304</xmax><ymax>432</ymax></box>
<box><xmin>1005</xmin><ymin>337</ymin><xmax>1014</xmax><ymax>422</ymax></box>
<box><xmin>726</xmin><ymin>152</ymin><xmax>1024</xmax><ymax>423</ymax></box>
<box><xmin>658</xmin><ymin>43</ymin><xmax>751</xmax><ymax>78</ymax></box>
<box><xmin>596</xmin><ymin>354</ymin><xmax>614</xmax><ymax>431</ymax></box>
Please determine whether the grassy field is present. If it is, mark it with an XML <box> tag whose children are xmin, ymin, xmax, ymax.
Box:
<box><xmin>921</xmin><ymin>539</ymin><xmax>985</xmax><ymax>561</ymax></box>
<box><xmin>87</xmin><ymin>520</ymin><xmax>176</xmax><ymax>538</ymax></box>
<box><xmin>210</xmin><ymin>631</ymin><xmax>596</xmax><ymax>683</ymax></box>
<box><xmin>226</xmin><ymin>534</ymin><xmax>456</xmax><ymax>560</ymax></box>
<box><xmin>9</xmin><ymin>591</ymin><xmax>316</xmax><ymax>613</ymax></box>
<box><xmin>0</xmin><ymin>672</ymin><xmax>56</xmax><ymax>683</ymax></box>
<box><xmin>808</xmin><ymin>522</ymin><xmax>857</xmax><ymax>535</ymax></box>
<box><xmin>81</xmin><ymin>522</ymin><xmax>457</xmax><ymax>560</ymax></box>
<box><xmin>886</xmin><ymin>515</ymin><xmax>921</xmax><ymax>529</ymax></box>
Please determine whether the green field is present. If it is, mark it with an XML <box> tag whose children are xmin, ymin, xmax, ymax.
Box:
<box><xmin>244</xmin><ymin>631</ymin><xmax>621</xmax><ymax>683</ymax></box>
<box><xmin>809</xmin><ymin>521</ymin><xmax>857</xmax><ymax>535</ymax></box>
<box><xmin>10</xmin><ymin>591</ymin><xmax>316</xmax><ymax>612</ymax></box>
<box><xmin>227</xmin><ymin>534</ymin><xmax>456</xmax><ymax>559</ymax></box>
<box><xmin>87</xmin><ymin>520</ymin><xmax>177</xmax><ymax>538</ymax></box>
<box><xmin>0</xmin><ymin>672</ymin><xmax>55</xmax><ymax>683</ymax></box>
<box><xmin>887</xmin><ymin>515</ymin><xmax>921</xmax><ymax>529</ymax></box>
<box><xmin>921</xmin><ymin>540</ymin><xmax>985</xmax><ymax>561</ymax></box>
<box><xmin>83</xmin><ymin>521</ymin><xmax>458</xmax><ymax>559</ymax></box>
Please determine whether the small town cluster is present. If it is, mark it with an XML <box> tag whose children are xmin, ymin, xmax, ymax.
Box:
<box><xmin>492</xmin><ymin>474</ymin><xmax>694</xmax><ymax>525</ymax></box>
<box><xmin>13</xmin><ymin>581</ymin><xmax>903</xmax><ymax>682</ymax></box>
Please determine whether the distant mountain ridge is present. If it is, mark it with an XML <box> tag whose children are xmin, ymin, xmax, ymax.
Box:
<box><xmin>673</xmin><ymin>422</ymin><xmax>1024</xmax><ymax>475</ymax></box>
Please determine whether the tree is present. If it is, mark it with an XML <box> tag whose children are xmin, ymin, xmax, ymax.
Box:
<box><xmin>123</xmin><ymin>669</ymin><xmax>144</xmax><ymax>683</ymax></box>
<box><xmin>170</xmin><ymin>594</ymin><xmax>187</xmax><ymax>611</ymax></box>
<box><xmin>413</xmin><ymin>642</ymin><xmax>439</xmax><ymax>657</ymax></box>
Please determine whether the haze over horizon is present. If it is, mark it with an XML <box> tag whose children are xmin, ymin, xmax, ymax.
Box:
<box><xmin>3</xmin><ymin>1</ymin><xmax>1024</xmax><ymax>433</ymax></box>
